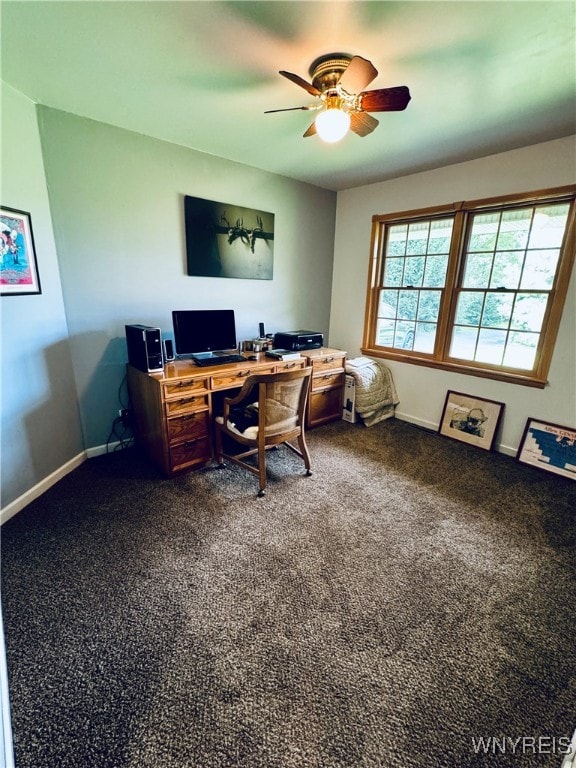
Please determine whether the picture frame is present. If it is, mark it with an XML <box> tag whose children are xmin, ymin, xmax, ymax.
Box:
<box><xmin>1</xmin><ymin>206</ymin><xmax>41</xmax><ymax>295</ymax></box>
<box><xmin>184</xmin><ymin>195</ymin><xmax>274</xmax><ymax>280</ymax></box>
<box><xmin>516</xmin><ymin>418</ymin><xmax>576</xmax><ymax>481</ymax></box>
<box><xmin>438</xmin><ymin>390</ymin><xmax>505</xmax><ymax>451</ymax></box>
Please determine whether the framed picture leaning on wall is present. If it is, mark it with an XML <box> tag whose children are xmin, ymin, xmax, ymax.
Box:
<box><xmin>1</xmin><ymin>206</ymin><xmax>41</xmax><ymax>295</ymax></box>
<box><xmin>516</xmin><ymin>418</ymin><xmax>576</xmax><ymax>481</ymax></box>
<box><xmin>438</xmin><ymin>390</ymin><xmax>505</xmax><ymax>451</ymax></box>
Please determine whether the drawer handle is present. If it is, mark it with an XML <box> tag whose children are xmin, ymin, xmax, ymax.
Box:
<box><xmin>182</xmin><ymin>413</ymin><xmax>197</xmax><ymax>421</ymax></box>
<box><xmin>184</xmin><ymin>438</ymin><xmax>200</xmax><ymax>447</ymax></box>
<box><xmin>323</xmin><ymin>373</ymin><xmax>333</xmax><ymax>379</ymax></box>
<box><xmin>284</xmin><ymin>362</ymin><xmax>296</xmax><ymax>369</ymax></box>
<box><xmin>324</xmin><ymin>356</ymin><xmax>334</xmax><ymax>363</ymax></box>
<box><xmin>179</xmin><ymin>397</ymin><xmax>197</xmax><ymax>405</ymax></box>
<box><xmin>239</xmin><ymin>370</ymin><xmax>252</xmax><ymax>377</ymax></box>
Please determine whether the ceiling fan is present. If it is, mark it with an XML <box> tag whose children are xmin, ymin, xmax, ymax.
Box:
<box><xmin>265</xmin><ymin>53</ymin><xmax>411</xmax><ymax>143</ymax></box>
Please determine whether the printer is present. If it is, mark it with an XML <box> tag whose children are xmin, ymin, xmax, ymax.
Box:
<box><xmin>273</xmin><ymin>330</ymin><xmax>324</xmax><ymax>351</ymax></box>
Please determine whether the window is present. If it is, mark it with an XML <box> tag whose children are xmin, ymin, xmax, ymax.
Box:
<box><xmin>363</xmin><ymin>186</ymin><xmax>576</xmax><ymax>387</ymax></box>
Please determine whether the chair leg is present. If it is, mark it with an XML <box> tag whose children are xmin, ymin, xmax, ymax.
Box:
<box><xmin>214</xmin><ymin>424</ymin><xmax>225</xmax><ymax>466</ymax></box>
<box><xmin>297</xmin><ymin>432</ymin><xmax>313</xmax><ymax>476</ymax></box>
<box><xmin>257</xmin><ymin>444</ymin><xmax>267</xmax><ymax>496</ymax></box>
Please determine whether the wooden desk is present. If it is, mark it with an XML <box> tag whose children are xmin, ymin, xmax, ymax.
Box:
<box><xmin>127</xmin><ymin>347</ymin><xmax>345</xmax><ymax>476</ymax></box>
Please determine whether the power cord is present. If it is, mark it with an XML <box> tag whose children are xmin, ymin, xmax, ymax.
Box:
<box><xmin>106</xmin><ymin>373</ymin><xmax>134</xmax><ymax>453</ymax></box>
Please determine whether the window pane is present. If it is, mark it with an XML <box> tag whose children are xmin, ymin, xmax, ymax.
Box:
<box><xmin>399</xmin><ymin>289</ymin><xmax>418</xmax><ymax>319</ymax></box>
<box><xmin>387</xmin><ymin>224</ymin><xmax>408</xmax><ymax>256</ymax></box>
<box><xmin>482</xmin><ymin>292</ymin><xmax>514</xmax><ymax>329</ymax></box>
<box><xmin>450</xmin><ymin>326</ymin><xmax>479</xmax><ymax>359</ymax></box>
<box><xmin>454</xmin><ymin>292</ymin><xmax>484</xmax><ymax>326</ymax></box>
<box><xmin>520</xmin><ymin>249</ymin><xmax>559</xmax><ymax>289</ymax></box>
<box><xmin>468</xmin><ymin>213</ymin><xmax>499</xmax><ymax>252</ymax></box>
<box><xmin>414</xmin><ymin>321</ymin><xmax>436</xmax><ymax>353</ymax></box>
<box><xmin>427</xmin><ymin>219</ymin><xmax>453</xmax><ymax>254</ymax></box>
<box><xmin>463</xmin><ymin>253</ymin><xmax>492</xmax><ymax>288</ymax></box>
<box><xmin>423</xmin><ymin>254</ymin><xmax>448</xmax><ymax>287</ymax></box>
<box><xmin>503</xmin><ymin>332</ymin><xmax>539</xmax><ymax>369</ymax></box>
<box><xmin>379</xmin><ymin>290</ymin><xmax>398</xmax><ymax>315</ymax></box>
<box><xmin>496</xmin><ymin>209</ymin><xmax>531</xmax><ymax>250</ymax></box>
<box><xmin>376</xmin><ymin>318</ymin><xmax>395</xmax><ymax>347</ymax></box>
<box><xmin>394</xmin><ymin>321</ymin><xmax>415</xmax><ymax>349</ymax></box>
<box><xmin>528</xmin><ymin>204</ymin><xmax>570</xmax><ymax>248</ymax></box>
<box><xmin>418</xmin><ymin>290</ymin><xmax>441</xmax><ymax>322</ymax></box>
<box><xmin>383</xmin><ymin>258</ymin><xmax>403</xmax><ymax>286</ymax></box>
<box><xmin>406</xmin><ymin>222</ymin><xmax>429</xmax><ymax>255</ymax></box>
<box><xmin>491</xmin><ymin>251</ymin><xmax>523</xmax><ymax>289</ymax></box>
<box><xmin>476</xmin><ymin>329</ymin><xmax>506</xmax><ymax>364</ymax></box>
<box><xmin>510</xmin><ymin>293</ymin><xmax>547</xmax><ymax>332</ymax></box>
<box><xmin>404</xmin><ymin>256</ymin><xmax>425</xmax><ymax>286</ymax></box>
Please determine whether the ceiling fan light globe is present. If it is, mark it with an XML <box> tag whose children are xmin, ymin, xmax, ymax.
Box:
<box><xmin>315</xmin><ymin>108</ymin><xmax>350</xmax><ymax>143</ymax></box>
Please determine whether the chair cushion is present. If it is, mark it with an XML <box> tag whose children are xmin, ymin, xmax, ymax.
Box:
<box><xmin>215</xmin><ymin>415</ymin><xmax>259</xmax><ymax>439</ymax></box>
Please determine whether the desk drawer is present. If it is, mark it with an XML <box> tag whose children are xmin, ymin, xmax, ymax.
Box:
<box><xmin>275</xmin><ymin>359</ymin><xmax>307</xmax><ymax>372</ymax></box>
<box><xmin>211</xmin><ymin>365</ymin><xmax>275</xmax><ymax>390</ymax></box>
<box><xmin>308</xmin><ymin>387</ymin><xmax>343</xmax><ymax>426</ymax></box>
<box><xmin>312</xmin><ymin>371</ymin><xmax>344</xmax><ymax>391</ymax></box>
<box><xmin>163</xmin><ymin>377</ymin><xmax>208</xmax><ymax>399</ymax></box>
<box><xmin>169</xmin><ymin>436</ymin><xmax>211</xmax><ymax>473</ymax></box>
<box><xmin>165</xmin><ymin>394</ymin><xmax>209</xmax><ymax>417</ymax></box>
<box><xmin>311</xmin><ymin>354</ymin><xmax>345</xmax><ymax>374</ymax></box>
<box><xmin>167</xmin><ymin>411</ymin><xmax>209</xmax><ymax>444</ymax></box>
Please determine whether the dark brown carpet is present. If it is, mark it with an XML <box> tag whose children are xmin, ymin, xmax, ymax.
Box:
<box><xmin>1</xmin><ymin>419</ymin><xmax>575</xmax><ymax>767</ymax></box>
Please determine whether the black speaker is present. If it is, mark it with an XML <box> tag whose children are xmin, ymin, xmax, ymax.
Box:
<box><xmin>163</xmin><ymin>338</ymin><xmax>175</xmax><ymax>362</ymax></box>
<box><xmin>125</xmin><ymin>324</ymin><xmax>164</xmax><ymax>372</ymax></box>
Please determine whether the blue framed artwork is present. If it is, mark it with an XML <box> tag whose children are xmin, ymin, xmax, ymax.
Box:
<box><xmin>184</xmin><ymin>195</ymin><xmax>274</xmax><ymax>280</ymax></box>
<box><xmin>517</xmin><ymin>418</ymin><xmax>576</xmax><ymax>481</ymax></box>
<box><xmin>1</xmin><ymin>206</ymin><xmax>41</xmax><ymax>295</ymax></box>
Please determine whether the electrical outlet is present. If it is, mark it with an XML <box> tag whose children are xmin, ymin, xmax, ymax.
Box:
<box><xmin>118</xmin><ymin>408</ymin><xmax>130</xmax><ymax>425</ymax></box>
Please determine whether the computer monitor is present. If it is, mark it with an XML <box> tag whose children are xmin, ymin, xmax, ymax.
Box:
<box><xmin>172</xmin><ymin>309</ymin><xmax>237</xmax><ymax>360</ymax></box>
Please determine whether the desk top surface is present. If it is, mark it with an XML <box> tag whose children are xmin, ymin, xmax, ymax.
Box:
<box><xmin>144</xmin><ymin>347</ymin><xmax>344</xmax><ymax>381</ymax></box>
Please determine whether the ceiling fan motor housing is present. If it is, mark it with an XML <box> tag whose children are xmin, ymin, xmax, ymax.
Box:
<box><xmin>309</xmin><ymin>54</ymin><xmax>352</xmax><ymax>93</ymax></box>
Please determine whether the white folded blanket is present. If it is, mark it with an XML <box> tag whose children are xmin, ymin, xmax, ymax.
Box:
<box><xmin>345</xmin><ymin>357</ymin><xmax>399</xmax><ymax>427</ymax></box>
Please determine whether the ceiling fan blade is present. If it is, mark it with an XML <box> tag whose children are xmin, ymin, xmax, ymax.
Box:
<box><xmin>338</xmin><ymin>55</ymin><xmax>378</xmax><ymax>94</ymax></box>
<box><xmin>264</xmin><ymin>106</ymin><xmax>314</xmax><ymax>113</ymax></box>
<box><xmin>350</xmin><ymin>111</ymin><xmax>379</xmax><ymax>137</ymax></box>
<box><xmin>303</xmin><ymin>120</ymin><xmax>317</xmax><ymax>138</ymax></box>
<box><xmin>279</xmin><ymin>70</ymin><xmax>322</xmax><ymax>97</ymax></box>
<box><xmin>359</xmin><ymin>86</ymin><xmax>411</xmax><ymax>112</ymax></box>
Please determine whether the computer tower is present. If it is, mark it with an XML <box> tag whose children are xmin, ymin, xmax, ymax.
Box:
<box><xmin>125</xmin><ymin>324</ymin><xmax>164</xmax><ymax>372</ymax></box>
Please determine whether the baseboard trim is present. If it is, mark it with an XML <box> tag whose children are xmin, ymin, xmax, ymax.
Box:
<box><xmin>85</xmin><ymin>441</ymin><xmax>122</xmax><ymax>458</ymax></box>
<box><xmin>0</xmin><ymin>452</ymin><xmax>87</xmax><ymax>526</ymax></box>
<box><xmin>394</xmin><ymin>411</ymin><xmax>516</xmax><ymax>457</ymax></box>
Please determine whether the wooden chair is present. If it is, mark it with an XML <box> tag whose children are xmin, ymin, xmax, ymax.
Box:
<box><xmin>214</xmin><ymin>367</ymin><xmax>313</xmax><ymax>496</ymax></box>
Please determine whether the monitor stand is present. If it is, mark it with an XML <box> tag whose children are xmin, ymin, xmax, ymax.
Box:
<box><xmin>190</xmin><ymin>350</ymin><xmax>229</xmax><ymax>362</ymax></box>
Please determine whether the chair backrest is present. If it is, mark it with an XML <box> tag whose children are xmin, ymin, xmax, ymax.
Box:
<box><xmin>247</xmin><ymin>367</ymin><xmax>312</xmax><ymax>438</ymax></box>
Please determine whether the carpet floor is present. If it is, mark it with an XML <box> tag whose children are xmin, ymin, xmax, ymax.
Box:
<box><xmin>1</xmin><ymin>418</ymin><xmax>575</xmax><ymax>768</ymax></box>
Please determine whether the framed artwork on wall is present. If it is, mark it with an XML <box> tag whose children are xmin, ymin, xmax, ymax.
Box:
<box><xmin>184</xmin><ymin>195</ymin><xmax>274</xmax><ymax>280</ymax></box>
<box><xmin>438</xmin><ymin>390</ymin><xmax>505</xmax><ymax>451</ymax></box>
<box><xmin>516</xmin><ymin>418</ymin><xmax>576</xmax><ymax>481</ymax></box>
<box><xmin>1</xmin><ymin>206</ymin><xmax>41</xmax><ymax>296</ymax></box>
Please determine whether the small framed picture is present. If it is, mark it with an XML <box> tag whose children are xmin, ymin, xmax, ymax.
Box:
<box><xmin>438</xmin><ymin>390</ymin><xmax>505</xmax><ymax>451</ymax></box>
<box><xmin>516</xmin><ymin>418</ymin><xmax>576</xmax><ymax>481</ymax></box>
<box><xmin>1</xmin><ymin>206</ymin><xmax>41</xmax><ymax>295</ymax></box>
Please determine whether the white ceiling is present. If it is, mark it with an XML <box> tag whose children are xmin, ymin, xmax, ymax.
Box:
<box><xmin>2</xmin><ymin>1</ymin><xmax>575</xmax><ymax>191</ymax></box>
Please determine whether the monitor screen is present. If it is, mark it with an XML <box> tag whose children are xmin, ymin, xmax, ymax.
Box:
<box><xmin>172</xmin><ymin>309</ymin><xmax>237</xmax><ymax>356</ymax></box>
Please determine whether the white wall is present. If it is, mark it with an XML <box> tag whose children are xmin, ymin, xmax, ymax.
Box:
<box><xmin>36</xmin><ymin>107</ymin><xmax>337</xmax><ymax>449</ymax></box>
<box><xmin>0</xmin><ymin>84</ymin><xmax>84</xmax><ymax>511</ymax></box>
<box><xmin>330</xmin><ymin>137</ymin><xmax>576</xmax><ymax>453</ymax></box>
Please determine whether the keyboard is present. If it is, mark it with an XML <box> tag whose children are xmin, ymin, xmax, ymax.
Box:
<box><xmin>193</xmin><ymin>354</ymin><xmax>246</xmax><ymax>367</ymax></box>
